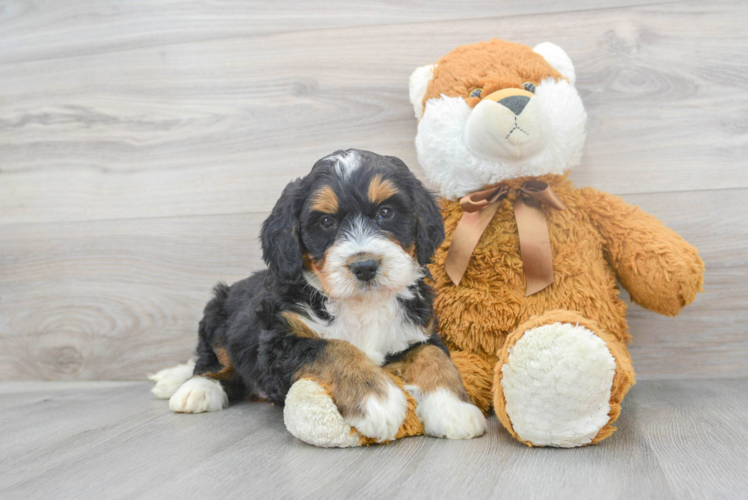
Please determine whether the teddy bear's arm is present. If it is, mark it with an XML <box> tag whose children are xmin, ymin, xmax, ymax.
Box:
<box><xmin>580</xmin><ymin>187</ymin><xmax>704</xmax><ymax>316</ymax></box>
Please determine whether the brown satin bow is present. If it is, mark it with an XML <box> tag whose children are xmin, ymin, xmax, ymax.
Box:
<box><xmin>444</xmin><ymin>180</ymin><xmax>566</xmax><ymax>296</ymax></box>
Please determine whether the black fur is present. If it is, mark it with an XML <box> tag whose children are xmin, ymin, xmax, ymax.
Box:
<box><xmin>191</xmin><ymin>150</ymin><xmax>445</xmax><ymax>406</ymax></box>
<box><xmin>385</xmin><ymin>155</ymin><xmax>446</xmax><ymax>265</ymax></box>
<box><xmin>260</xmin><ymin>179</ymin><xmax>307</xmax><ymax>284</ymax></box>
<box><xmin>381</xmin><ymin>333</ymin><xmax>449</xmax><ymax>366</ymax></box>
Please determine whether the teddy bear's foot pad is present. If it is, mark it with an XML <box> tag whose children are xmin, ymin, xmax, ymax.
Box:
<box><xmin>501</xmin><ymin>322</ymin><xmax>617</xmax><ymax>447</ymax></box>
<box><xmin>284</xmin><ymin>379</ymin><xmax>362</xmax><ymax>448</ymax></box>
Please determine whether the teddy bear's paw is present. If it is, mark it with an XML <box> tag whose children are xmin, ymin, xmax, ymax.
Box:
<box><xmin>501</xmin><ymin>322</ymin><xmax>617</xmax><ymax>447</ymax></box>
<box><xmin>148</xmin><ymin>360</ymin><xmax>195</xmax><ymax>399</ymax></box>
<box><xmin>408</xmin><ymin>386</ymin><xmax>486</xmax><ymax>439</ymax></box>
<box><xmin>345</xmin><ymin>382</ymin><xmax>408</xmax><ymax>443</ymax></box>
<box><xmin>169</xmin><ymin>376</ymin><xmax>228</xmax><ymax>413</ymax></box>
<box><xmin>284</xmin><ymin>379</ymin><xmax>361</xmax><ymax>448</ymax></box>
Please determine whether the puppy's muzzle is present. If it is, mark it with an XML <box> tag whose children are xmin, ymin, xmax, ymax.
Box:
<box><xmin>349</xmin><ymin>259</ymin><xmax>380</xmax><ymax>282</ymax></box>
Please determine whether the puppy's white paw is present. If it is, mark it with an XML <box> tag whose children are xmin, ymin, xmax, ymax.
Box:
<box><xmin>346</xmin><ymin>383</ymin><xmax>408</xmax><ymax>443</ymax></box>
<box><xmin>148</xmin><ymin>360</ymin><xmax>195</xmax><ymax>399</ymax></box>
<box><xmin>169</xmin><ymin>376</ymin><xmax>228</xmax><ymax>413</ymax></box>
<box><xmin>409</xmin><ymin>387</ymin><xmax>486</xmax><ymax>439</ymax></box>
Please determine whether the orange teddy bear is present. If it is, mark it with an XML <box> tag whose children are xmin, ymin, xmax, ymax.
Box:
<box><xmin>406</xmin><ymin>39</ymin><xmax>705</xmax><ymax>447</ymax></box>
<box><xmin>278</xmin><ymin>39</ymin><xmax>703</xmax><ymax>449</ymax></box>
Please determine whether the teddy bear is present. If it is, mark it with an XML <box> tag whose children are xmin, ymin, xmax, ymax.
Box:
<box><xmin>405</xmin><ymin>39</ymin><xmax>705</xmax><ymax>447</ymax></box>
<box><xmin>283</xmin><ymin>39</ymin><xmax>704</xmax><ymax>449</ymax></box>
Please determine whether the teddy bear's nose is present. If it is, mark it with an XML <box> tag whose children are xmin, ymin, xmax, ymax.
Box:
<box><xmin>497</xmin><ymin>95</ymin><xmax>531</xmax><ymax>116</ymax></box>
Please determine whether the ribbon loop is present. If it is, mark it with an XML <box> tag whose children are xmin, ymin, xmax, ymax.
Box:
<box><xmin>518</xmin><ymin>180</ymin><xmax>566</xmax><ymax>211</ymax></box>
<box><xmin>459</xmin><ymin>184</ymin><xmax>508</xmax><ymax>213</ymax></box>
<box><xmin>445</xmin><ymin>180</ymin><xmax>565</xmax><ymax>296</ymax></box>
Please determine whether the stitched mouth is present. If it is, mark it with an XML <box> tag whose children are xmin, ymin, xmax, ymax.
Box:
<box><xmin>505</xmin><ymin>116</ymin><xmax>529</xmax><ymax>139</ymax></box>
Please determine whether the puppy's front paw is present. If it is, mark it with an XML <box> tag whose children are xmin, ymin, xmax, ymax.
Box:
<box><xmin>410</xmin><ymin>387</ymin><xmax>486</xmax><ymax>439</ymax></box>
<box><xmin>346</xmin><ymin>383</ymin><xmax>408</xmax><ymax>443</ymax></box>
<box><xmin>169</xmin><ymin>376</ymin><xmax>228</xmax><ymax>413</ymax></box>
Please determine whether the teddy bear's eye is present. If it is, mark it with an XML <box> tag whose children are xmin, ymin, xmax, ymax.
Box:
<box><xmin>523</xmin><ymin>82</ymin><xmax>536</xmax><ymax>94</ymax></box>
<box><xmin>469</xmin><ymin>88</ymin><xmax>483</xmax><ymax>98</ymax></box>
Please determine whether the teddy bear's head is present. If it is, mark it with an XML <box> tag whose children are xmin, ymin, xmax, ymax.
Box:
<box><xmin>409</xmin><ymin>39</ymin><xmax>586</xmax><ymax>200</ymax></box>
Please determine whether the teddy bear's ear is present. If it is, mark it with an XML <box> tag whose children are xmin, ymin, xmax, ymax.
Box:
<box><xmin>409</xmin><ymin>64</ymin><xmax>437</xmax><ymax>120</ymax></box>
<box><xmin>533</xmin><ymin>42</ymin><xmax>576</xmax><ymax>86</ymax></box>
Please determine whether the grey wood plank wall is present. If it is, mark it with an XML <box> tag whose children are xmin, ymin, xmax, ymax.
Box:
<box><xmin>1</xmin><ymin>0</ymin><xmax>746</xmax><ymax>380</ymax></box>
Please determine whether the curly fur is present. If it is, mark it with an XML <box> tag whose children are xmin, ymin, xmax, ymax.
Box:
<box><xmin>411</xmin><ymin>39</ymin><xmax>705</xmax><ymax>447</ymax></box>
<box><xmin>151</xmin><ymin>150</ymin><xmax>485</xmax><ymax>447</ymax></box>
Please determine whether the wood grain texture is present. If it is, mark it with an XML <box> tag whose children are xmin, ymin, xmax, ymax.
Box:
<box><xmin>1</xmin><ymin>189</ymin><xmax>745</xmax><ymax>381</ymax></box>
<box><xmin>0</xmin><ymin>0</ymin><xmax>680</xmax><ymax>65</ymax></box>
<box><xmin>0</xmin><ymin>0</ymin><xmax>746</xmax><ymax>381</ymax></box>
<box><xmin>1</xmin><ymin>1</ymin><xmax>747</xmax><ymax>224</ymax></box>
<box><xmin>1</xmin><ymin>379</ymin><xmax>747</xmax><ymax>499</ymax></box>
<box><xmin>0</xmin><ymin>213</ymin><xmax>266</xmax><ymax>380</ymax></box>
<box><xmin>624</xmin><ymin>188</ymin><xmax>748</xmax><ymax>379</ymax></box>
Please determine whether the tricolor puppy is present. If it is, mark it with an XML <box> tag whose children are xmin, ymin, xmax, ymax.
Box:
<box><xmin>150</xmin><ymin>150</ymin><xmax>486</xmax><ymax>442</ymax></box>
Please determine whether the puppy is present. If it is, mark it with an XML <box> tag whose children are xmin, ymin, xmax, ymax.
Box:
<box><xmin>150</xmin><ymin>149</ymin><xmax>486</xmax><ymax>442</ymax></box>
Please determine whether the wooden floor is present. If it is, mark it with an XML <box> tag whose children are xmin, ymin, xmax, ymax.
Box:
<box><xmin>1</xmin><ymin>379</ymin><xmax>747</xmax><ymax>500</ymax></box>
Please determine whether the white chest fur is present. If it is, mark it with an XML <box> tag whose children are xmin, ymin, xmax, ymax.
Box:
<box><xmin>300</xmin><ymin>293</ymin><xmax>428</xmax><ymax>366</ymax></box>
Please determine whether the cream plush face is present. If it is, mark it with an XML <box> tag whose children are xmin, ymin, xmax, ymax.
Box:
<box><xmin>409</xmin><ymin>40</ymin><xmax>587</xmax><ymax>200</ymax></box>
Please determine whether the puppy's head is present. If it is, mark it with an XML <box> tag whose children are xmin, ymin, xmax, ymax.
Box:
<box><xmin>261</xmin><ymin>150</ymin><xmax>444</xmax><ymax>300</ymax></box>
<box><xmin>409</xmin><ymin>39</ymin><xmax>587</xmax><ymax>199</ymax></box>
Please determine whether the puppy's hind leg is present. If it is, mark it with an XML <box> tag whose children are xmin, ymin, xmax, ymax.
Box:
<box><xmin>169</xmin><ymin>341</ymin><xmax>238</xmax><ymax>414</ymax></box>
<box><xmin>149</xmin><ymin>295</ymin><xmax>222</xmax><ymax>401</ymax></box>
<box><xmin>148</xmin><ymin>360</ymin><xmax>196</xmax><ymax>399</ymax></box>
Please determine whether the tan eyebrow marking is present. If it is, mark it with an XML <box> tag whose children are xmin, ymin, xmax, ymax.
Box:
<box><xmin>309</xmin><ymin>185</ymin><xmax>338</xmax><ymax>214</ymax></box>
<box><xmin>367</xmin><ymin>174</ymin><xmax>398</xmax><ymax>204</ymax></box>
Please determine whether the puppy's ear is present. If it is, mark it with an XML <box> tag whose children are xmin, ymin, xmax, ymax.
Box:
<box><xmin>261</xmin><ymin>179</ymin><xmax>306</xmax><ymax>283</ymax></box>
<box><xmin>413</xmin><ymin>180</ymin><xmax>446</xmax><ymax>266</ymax></box>
<box><xmin>386</xmin><ymin>156</ymin><xmax>445</xmax><ymax>266</ymax></box>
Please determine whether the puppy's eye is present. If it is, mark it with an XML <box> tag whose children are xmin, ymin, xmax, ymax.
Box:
<box><xmin>378</xmin><ymin>207</ymin><xmax>394</xmax><ymax>220</ymax></box>
<box><xmin>320</xmin><ymin>216</ymin><xmax>337</xmax><ymax>229</ymax></box>
<box><xmin>469</xmin><ymin>88</ymin><xmax>483</xmax><ymax>98</ymax></box>
<box><xmin>523</xmin><ymin>82</ymin><xmax>536</xmax><ymax>94</ymax></box>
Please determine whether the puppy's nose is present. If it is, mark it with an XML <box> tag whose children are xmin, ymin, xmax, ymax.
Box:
<box><xmin>350</xmin><ymin>259</ymin><xmax>379</xmax><ymax>282</ymax></box>
<box><xmin>497</xmin><ymin>95</ymin><xmax>530</xmax><ymax>116</ymax></box>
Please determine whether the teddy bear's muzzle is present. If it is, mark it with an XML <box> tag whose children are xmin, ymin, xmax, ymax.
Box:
<box><xmin>464</xmin><ymin>88</ymin><xmax>548</xmax><ymax>160</ymax></box>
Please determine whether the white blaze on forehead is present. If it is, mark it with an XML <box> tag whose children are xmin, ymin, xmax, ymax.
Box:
<box><xmin>325</xmin><ymin>150</ymin><xmax>361</xmax><ymax>180</ymax></box>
